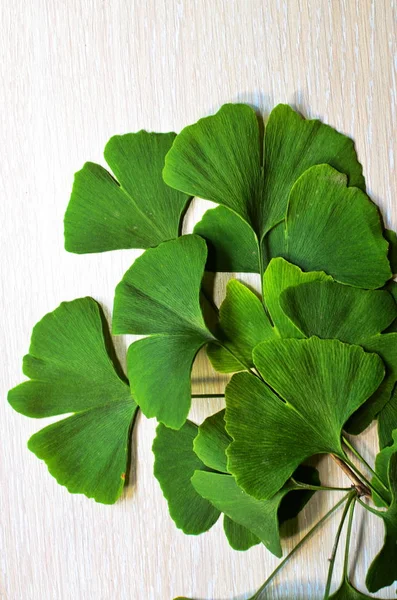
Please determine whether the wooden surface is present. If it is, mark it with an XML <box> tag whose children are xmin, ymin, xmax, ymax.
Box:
<box><xmin>1</xmin><ymin>1</ymin><xmax>396</xmax><ymax>598</ymax></box>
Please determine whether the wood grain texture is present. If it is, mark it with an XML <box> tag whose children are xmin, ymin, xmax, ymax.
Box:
<box><xmin>1</xmin><ymin>0</ymin><xmax>396</xmax><ymax>598</ymax></box>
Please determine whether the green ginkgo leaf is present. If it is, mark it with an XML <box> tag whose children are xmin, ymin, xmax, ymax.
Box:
<box><xmin>263</xmin><ymin>257</ymin><xmax>332</xmax><ymax>338</ymax></box>
<box><xmin>280</xmin><ymin>280</ymin><xmax>397</xmax><ymax>344</ymax></box>
<box><xmin>261</xmin><ymin>104</ymin><xmax>365</xmax><ymax>233</ymax></box>
<box><xmin>153</xmin><ymin>415</ymin><xmax>256</xmax><ymax>547</ymax></box>
<box><xmin>385</xmin><ymin>229</ymin><xmax>397</xmax><ymax>275</ymax></box>
<box><xmin>193</xmin><ymin>409</ymin><xmax>232</xmax><ymax>473</ymax></box>
<box><xmin>225</xmin><ymin>337</ymin><xmax>384</xmax><ymax>499</ymax></box>
<box><xmin>223</xmin><ymin>516</ymin><xmax>260</xmax><ymax>551</ymax></box>
<box><xmin>330</xmin><ymin>578</ymin><xmax>387</xmax><ymax>599</ymax></box>
<box><xmin>191</xmin><ymin>471</ymin><xmax>296</xmax><ymax>557</ymax></box>
<box><xmin>378</xmin><ymin>384</ymin><xmax>397</xmax><ymax>448</ymax></box>
<box><xmin>366</xmin><ymin>452</ymin><xmax>397</xmax><ymax>592</ymax></box>
<box><xmin>279</xmin><ymin>279</ymin><xmax>397</xmax><ymax>433</ymax></box>
<box><xmin>194</xmin><ymin>205</ymin><xmax>260</xmax><ymax>272</ymax></box>
<box><xmin>8</xmin><ymin>297</ymin><xmax>137</xmax><ymax>504</ymax></box>
<box><xmin>207</xmin><ymin>279</ymin><xmax>277</xmax><ymax>373</ymax></box>
<box><xmin>194</xmin><ymin>409</ymin><xmax>319</xmax><ymax>542</ymax></box>
<box><xmin>375</xmin><ymin>429</ymin><xmax>397</xmax><ymax>483</ymax></box>
<box><xmin>282</xmin><ymin>165</ymin><xmax>391</xmax><ymax>289</ymax></box>
<box><xmin>153</xmin><ymin>421</ymin><xmax>221</xmax><ymax>535</ymax></box>
<box><xmin>113</xmin><ymin>235</ymin><xmax>214</xmax><ymax>429</ymax></box>
<box><xmin>383</xmin><ymin>281</ymin><xmax>397</xmax><ymax>333</ymax></box>
<box><xmin>192</xmin><ymin>464</ymin><xmax>319</xmax><ymax>558</ymax></box>
<box><xmin>346</xmin><ymin>334</ymin><xmax>397</xmax><ymax>434</ymax></box>
<box><xmin>164</xmin><ymin>103</ymin><xmax>364</xmax><ymax>242</ymax></box>
<box><xmin>64</xmin><ymin>132</ymin><xmax>191</xmax><ymax>253</ymax></box>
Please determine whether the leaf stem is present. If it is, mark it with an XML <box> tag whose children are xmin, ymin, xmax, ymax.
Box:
<box><xmin>343</xmin><ymin>496</ymin><xmax>356</xmax><ymax>578</ymax></box>
<box><xmin>342</xmin><ymin>435</ymin><xmax>389</xmax><ymax>494</ymax></box>
<box><xmin>330</xmin><ymin>454</ymin><xmax>370</xmax><ymax>497</ymax></box>
<box><xmin>291</xmin><ymin>479</ymin><xmax>352</xmax><ymax>492</ymax></box>
<box><xmin>357</xmin><ymin>497</ymin><xmax>385</xmax><ymax>517</ymax></box>
<box><xmin>323</xmin><ymin>492</ymin><xmax>356</xmax><ymax>599</ymax></box>
<box><xmin>250</xmin><ymin>493</ymin><xmax>351</xmax><ymax>600</ymax></box>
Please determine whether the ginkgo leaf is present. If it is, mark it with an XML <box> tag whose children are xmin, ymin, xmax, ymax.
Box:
<box><xmin>225</xmin><ymin>337</ymin><xmax>384</xmax><ymax>499</ymax></box>
<box><xmin>193</xmin><ymin>409</ymin><xmax>319</xmax><ymax>536</ymax></box>
<box><xmin>330</xmin><ymin>578</ymin><xmax>387</xmax><ymax>599</ymax></box>
<box><xmin>153</xmin><ymin>413</ymin><xmax>262</xmax><ymax>549</ymax></box>
<box><xmin>164</xmin><ymin>103</ymin><xmax>364</xmax><ymax>238</ymax></box>
<box><xmin>366</xmin><ymin>452</ymin><xmax>397</xmax><ymax>592</ymax></box>
<box><xmin>279</xmin><ymin>279</ymin><xmax>397</xmax><ymax>433</ymax></box>
<box><xmin>280</xmin><ymin>280</ymin><xmax>397</xmax><ymax>345</ymax></box>
<box><xmin>223</xmin><ymin>516</ymin><xmax>260</xmax><ymax>551</ymax></box>
<box><xmin>191</xmin><ymin>471</ymin><xmax>290</xmax><ymax>557</ymax></box>
<box><xmin>207</xmin><ymin>279</ymin><xmax>277</xmax><ymax>373</ymax></box>
<box><xmin>383</xmin><ymin>281</ymin><xmax>397</xmax><ymax>334</ymax></box>
<box><xmin>385</xmin><ymin>229</ymin><xmax>397</xmax><ymax>275</ymax></box>
<box><xmin>193</xmin><ymin>409</ymin><xmax>232</xmax><ymax>473</ymax></box>
<box><xmin>8</xmin><ymin>297</ymin><xmax>137</xmax><ymax>504</ymax></box>
<box><xmin>261</xmin><ymin>104</ymin><xmax>365</xmax><ymax>233</ymax></box>
<box><xmin>378</xmin><ymin>385</ymin><xmax>397</xmax><ymax>449</ymax></box>
<box><xmin>192</xmin><ymin>466</ymin><xmax>319</xmax><ymax>558</ymax></box>
<box><xmin>64</xmin><ymin>132</ymin><xmax>191</xmax><ymax>253</ymax></box>
<box><xmin>263</xmin><ymin>257</ymin><xmax>332</xmax><ymax>338</ymax></box>
<box><xmin>283</xmin><ymin>165</ymin><xmax>391</xmax><ymax>289</ymax></box>
<box><xmin>372</xmin><ymin>429</ymin><xmax>397</xmax><ymax>507</ymax></box>
<box><xmin>164</xmin><ymin>104</ymin><xmax>262</xmax><ymax>229</ymax></box>
<box><xmin>164</xmin><ymin>104</ymin><xmax>364</xmax><ymax>274</ymax></box>
<box><xmin>348</xmin><ymin>334</ymin><xmax>397</xmax><ymax>434</ymax></box>
<box><xmin>113</xmin><ymin>235</ymin><xmax>214</xmax><ymax>429</ymax></box>
<box><xmin>194</xmin><ymin>205</ymin><xmax>260</xmax><ymax>272</ymax></box>
<box><xmin>153</xmin><ymin>421</ymin><xmax>220</xmax><ymax>535</ymax></box>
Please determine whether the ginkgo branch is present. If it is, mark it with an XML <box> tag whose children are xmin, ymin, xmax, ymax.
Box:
<box><xmin>330</xmin><ymin>454</ymin><xmax>371</xmax><ymax>498</ymax></box>
<box><xmin>343</xmin><ymin>435</ymin><xmax>390</xmax><ymax>496</ymax></box>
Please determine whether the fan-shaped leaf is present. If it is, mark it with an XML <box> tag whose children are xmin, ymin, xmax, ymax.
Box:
<box><xmin>283</xmin><ymin>165</ymin><xmax>391</xmax><ymax>289</ymax></box>
<box><xmin>192</xmin><ymin>465</ymin><xmax>319</xmax><ymax>558</ymax></box>
<box><xmin>194</xmin><ymin>205</ymin><xmax>260</xmax><ymax>272</ymax></box>
<box><xmin>64</xmin><ymin>132</ymin><xmax>190</xmax><ymax>253</ymax></box>
<box><xmin>164</xmin><ymin>104</ymin><xmax>364</xmax><ymax>239</ymax></box>
<box><xmin>208</xmin><ymin>279</ymin><xmax>276</xmax><ymax>373</ymax></box>
<box><xmin>261</xmin><ymin>104</ymin><xmax>365</xmax><ymax>234</ymax></box>
<box><xmin>347</xmin><ymin>334</ymin><xmax>397</xmax><ymax>433</ymax></box>
<box><xmin>378</xmin><ymin>385</ymin><xmax>397</xmax><ymax>449</ymax></box>
<box><xmin>225</xmin><ymin>337</ymin><xmax>384</xmax><ymax>499</ymax></box>
<box><xmin>226</xmin><ymin>521</ymin><xmax>261</xmax><ymax>554</ymax></box>
<box><xmin>191</xmin><ymin>471</ymin><xmax>290</xmax><ymax>557</ymax></box>
<box><xmin>372</xmin><ymin>429</ymin><xmax>397</xmax><ymax>507</ymax></box>
<box><xmin>280</xmin><ymin>280</ymin><xmax>396</xmax><ymax>344</ymax></box>
<box><xmin>223</xmin><ymin>516</ymin><xmax>260</xmax><ymax>551</ymax></box>
<box><xmin>385</xmin><ymin>229</ymin><xmax>397</xmax><ymax>275</ymax></box>
<box><xmin>164</xmin><ymin>104</ymin><xmax>262</xmax><ymax>230</ymax></box>
<box><xmin>153</xmin><ymin>421</ymin><xmax>220</xmax><ymax>535</ymax></box>
<box><xmin>263</xmin><ymin>257</ymin><xmax>332</xmax><ymax>338</ymax></box>
<box><xmin>8</xmin><ymin>298</ymin><xmax>136</xmax><ymax>504</ymax></box>
<box><xmin>279</xmin><ymin>279</ymin><xmax>397</xmax><ymax>433</ymax></box>
<box><xmin>366</xmin><ymin>453</ymin><xmax>397</xmax><ymax>592</ymax></box>
<box><xmin>113</xmin><ymin>235</ymin><xmax>214</xmax><ymax>428</ymax></box>
<box><xmin>193</xmin><ymin>409</ymin><xmax>232</xmax><ymax>473</ymax></box>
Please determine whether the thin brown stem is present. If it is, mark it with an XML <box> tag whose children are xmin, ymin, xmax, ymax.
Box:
<box><xmin>330</xmin><ymin>454</ymin><xmax>371</xmax><ymax>497</ymax></box>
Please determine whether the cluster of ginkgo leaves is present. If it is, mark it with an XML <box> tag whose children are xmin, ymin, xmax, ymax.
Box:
<box><xmin>8</xmin><ymin>103</ymin><xmax>397</xmax><ymax>599</ymax></box>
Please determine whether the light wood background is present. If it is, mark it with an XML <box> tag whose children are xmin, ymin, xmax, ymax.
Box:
<box><xmin>1</xmin><ymin>1</ymin><xmax>396</xmax><ymax>598</ymax></box>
